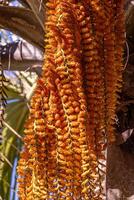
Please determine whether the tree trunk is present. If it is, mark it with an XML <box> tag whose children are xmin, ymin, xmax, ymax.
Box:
<box><xmin>107</xmin><ymin>144</ymin><xmax>134</xmax><ymax>200</ymax></box>
<box><xmin>106</xmin><ymin>3</ymin><xmax>134</xmax><ymax>199</ymax></box>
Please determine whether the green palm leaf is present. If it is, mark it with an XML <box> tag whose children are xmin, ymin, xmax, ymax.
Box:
<box><xmin>0</xmin><ymin>74</ymin><xmax>35</xmax><ymax>199</ymax></box>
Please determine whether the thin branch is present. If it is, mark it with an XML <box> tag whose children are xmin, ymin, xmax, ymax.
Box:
<box><xmin>124</xmin><ymin>40</ymin><xmax>130</xmax><ymax>70</ymax></box>
<box><xmin>0</xmin><ymin>41</ymin><xmax>43</xmax><ymax>74</ymax></box>
<box><xmin>0</xmin><ymin>153</ymin><xmax>13</xmax><ymax>168</ymax></box>
<box><xmin>2</xmin><ymin>179</ymin><xmax>16</xmax><ymax>192</ymax></box>
<box><xmin>39</xmin><ymin>0</ymin><xmax>43</xmax><ymax>12</ymax></box>
<box><xmin>27</xmin><ymin>82</ymin><xmax>37</xmax><ymax>100</ymax></box>
<box><xmin>3</xmin><ymin>121</ymin><xmax>22</xmax><ymax>140</ymax></box>
<box><xmin>2</xmin><ymin>138</ymin><xmax>20</xmax><ymax>153</ymax></box>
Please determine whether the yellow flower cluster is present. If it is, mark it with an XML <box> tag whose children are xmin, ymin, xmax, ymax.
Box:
<box><xmin>17</xmin><ymin>0</ymin><xmax>125</xmax><ymax>199</ymax></box>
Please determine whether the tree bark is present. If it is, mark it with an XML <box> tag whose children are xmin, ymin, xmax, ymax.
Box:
<box><xmin>106</xmin><ymin>3</ymin><xmax>134</xmax><ymax>200</ymax></box>
<box><xmin>107</xmin><ymin>145</ymin><xmax>134</xmax><ymax>200</ymax></box>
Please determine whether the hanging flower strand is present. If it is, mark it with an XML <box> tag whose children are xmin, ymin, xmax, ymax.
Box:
<box><xmin>17</xmin><ymin>0</ymin><xmax>125</xmax><ymax>199</ymax></box>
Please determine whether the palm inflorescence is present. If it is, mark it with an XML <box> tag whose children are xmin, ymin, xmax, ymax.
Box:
<box><xmin>17</xmin><ymin>0</ymin><xmax>125</xmax><ymax>199</ymax></box>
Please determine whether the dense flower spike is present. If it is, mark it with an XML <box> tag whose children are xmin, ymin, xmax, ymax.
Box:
<box><xmin>17</xmin><ymin>0</ymin><xmax>125</xmax><ymax>199</ymax></box>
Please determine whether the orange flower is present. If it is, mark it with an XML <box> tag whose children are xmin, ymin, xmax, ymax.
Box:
<box><xmin>17</xmin><ymin>0</ymin><xmax>125</xmax><ymax>199</ymax></box>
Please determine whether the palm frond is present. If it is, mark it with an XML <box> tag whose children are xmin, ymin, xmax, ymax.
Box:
<box><xmin>0</xmin><ymin>5</ymin><xmax>44</xmax><ymax>49</ymax></box>
<box><xmin>0</xmin><ymin>72</ymin><xmax>37</xmax><ymax>199</ymax></box>
<box><xmin>0</xmin><ymin>62</ymin><xmax>8</xmax><ymax>145</ymax></box>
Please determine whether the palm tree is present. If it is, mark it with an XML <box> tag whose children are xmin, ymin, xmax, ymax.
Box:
<box><xmin>0</xmin><ymin>0</ymin><xmax>134</xmax><ymax>199</ymax></box>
